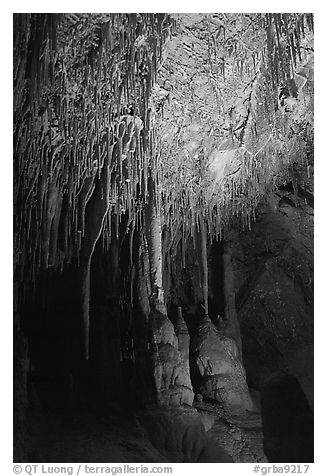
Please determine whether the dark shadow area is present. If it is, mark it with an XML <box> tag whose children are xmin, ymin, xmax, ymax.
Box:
<box><xmin>261</xmin><ymin>372</ymin><xmax>314</xmax><ymax>463</ymax></box>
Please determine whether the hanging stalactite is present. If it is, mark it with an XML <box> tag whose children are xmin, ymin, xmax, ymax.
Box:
<box><xmin>14</xmin><ymin>13</ymin><xmax>173</xmax><ymax>283</ymax></box>
<box><xmin>14</xmin><ymin>13</ymin><xmax>174</xmax><ymax>357</ymax></box>
<box><xmin>156</xmin><ymin>12</ymin><xmax>313</xmax><ymax>269</ymax></box>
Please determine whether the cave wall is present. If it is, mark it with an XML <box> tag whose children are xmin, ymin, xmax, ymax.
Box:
<box><xmin>233</xmin><ymin>183</ymin><xmax>314</xmax><ymax>406</ymax></box>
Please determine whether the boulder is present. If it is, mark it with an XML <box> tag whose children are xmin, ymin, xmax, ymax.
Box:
<box><xmin>191</xmin><ymin>316</ymin><xmax>254</xmax><ymax>411</ymax></box>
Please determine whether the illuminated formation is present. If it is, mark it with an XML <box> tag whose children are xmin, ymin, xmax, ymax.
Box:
<box><xmin>13</xmin><ymin>13</ymin><xmax>314</xmax><ymax>463</ymax></box>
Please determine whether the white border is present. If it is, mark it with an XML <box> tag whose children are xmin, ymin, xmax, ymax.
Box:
<box><xmin>2</xmin><ymin>3</ymin><xmax>325</xmax><ymax>472</ymax></box>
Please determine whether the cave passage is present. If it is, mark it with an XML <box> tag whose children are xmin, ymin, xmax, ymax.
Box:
<box><xmin>13</xmin><ymin>13</ymin><xmax>314</xmax><ymax>464</ymax></box>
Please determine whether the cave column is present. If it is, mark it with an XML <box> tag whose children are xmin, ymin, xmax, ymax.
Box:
<box><xmin>140</xmin><ymin>174</ymin><xmax>194</xmax><ymax>407</ymax></box>
<box><xmin>145</xmin><ymin>174</ymin><xmax>166</xmax><ymax>314</ymax></box>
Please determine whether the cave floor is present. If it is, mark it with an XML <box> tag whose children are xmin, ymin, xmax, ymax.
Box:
<box><xmin>196</xmin><ymin>400</ymin><xmax>267</xmax><ymax>463</ymax></box>
<box><xmin>207</xmin><ymin>410</ymin><xmax>267</xmax><ymax>462</ymax></box>
<box><xmin>25</xmin><ymin>401</ymin><xmax>267</xmax><ymax>463</ymax></box>
<box><xmin>28</xmin><ymin>409</ymin><xmax>168</xmax><ymax>463</ymax></box>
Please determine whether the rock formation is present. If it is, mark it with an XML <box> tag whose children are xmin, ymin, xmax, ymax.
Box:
<box><xmin>191</xmin><ymin>316</ymin><xmax>254</xmax><ymax>411</ymax></box>
<box><xmin>13</xmin><ymin>13</ymin><xmax>314</xmax><ymax>463</ymax></box>
<box><xmin>150</xmin><ymin>310</ymin><xmax>194</xmax><ymax>406</ymax></box>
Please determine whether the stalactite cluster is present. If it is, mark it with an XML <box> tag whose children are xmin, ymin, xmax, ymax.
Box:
<box><xmin>14</xmin><ymin>13</ymin><xmax>173</xmax><ymax>300</ymax></box>
<box><xmin>14</xmin><ymin>12</ymin><xmax>313</xmax><ymax>358</ymax></box>
<box><xmin>157</xmin><ymin>13</ymin><xmax>313</xmax><ymax>260</ymax></box>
